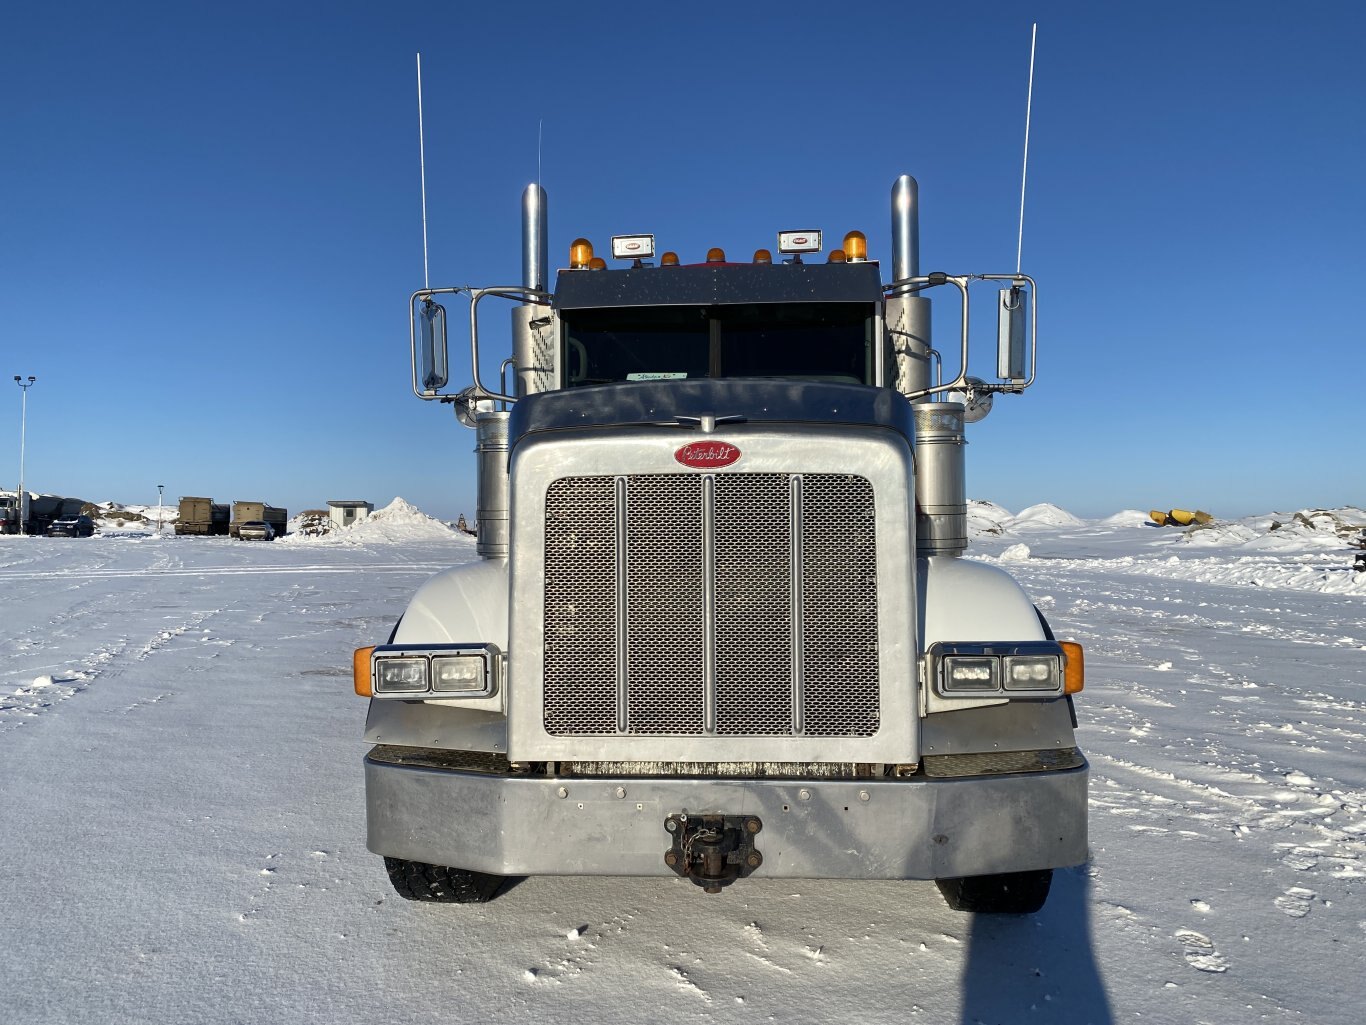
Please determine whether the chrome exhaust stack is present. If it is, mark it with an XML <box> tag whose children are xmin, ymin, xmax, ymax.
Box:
<box><xmin>889</xmin><ymin>176</ymin><xmax>967</xmax><ymax>556</ymax></box>
<box><xmin>513</xmin><ymin>183</ymin><xmax>556</xmax><ymax>396</ymax></box>
<box><xmin>913</xmin><ymin>403</ymin><xmax>968</xmax><ymax>556</ymax></box>
<box><xmin>474</xmin><ymin>408</ymin><xmax>511</xmax><ymax>559</ymax></box>
<box><xmin>887</xmin><ymin>175</ymin><xmax>934</xmax><ymax>400</ymax></box>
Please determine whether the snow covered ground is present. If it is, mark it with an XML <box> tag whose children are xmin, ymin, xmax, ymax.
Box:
<box><xmin>1</xmin><ymin>501</ymin><xmax>1363</xmax><ymax>1024</ymax></box>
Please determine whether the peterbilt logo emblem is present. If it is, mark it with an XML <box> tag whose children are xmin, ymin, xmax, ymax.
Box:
<box><xmin>626</xmin><ymin>241</ymin><xmax>641</xmax><ymax>251</ymax></box>
<box><xmin>675</xmin><ymin>442</ymin><xmax>741</xmax><ymax>469</ymax></box>
<box><xmin>792</xmin><ymin>236</ymin><xmax>809</xmax><ymax>244</ymax></box>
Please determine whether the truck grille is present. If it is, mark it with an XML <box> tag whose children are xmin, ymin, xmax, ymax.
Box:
<box><xmin>543</xmin><ymin>473</ymin><xmax>879</xmax><ymax>737</ymax></box>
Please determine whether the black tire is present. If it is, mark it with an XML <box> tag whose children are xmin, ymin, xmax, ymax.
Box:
<box><xmin>383</xmin><ymin>857</ymin><xmax>506</xmax><ymax>903</ymax></box>
<box><xmin>936</xmin><ymin>869</ymin><xmax>1053</xmax><ymax>914</ymax></box>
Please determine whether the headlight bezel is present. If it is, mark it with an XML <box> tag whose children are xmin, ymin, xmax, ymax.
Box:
<box><xmin>370</xmin><ymin>642</ymin><xmax>500</xmax><ymax>699</ymax></box>
<box><xmin>929</xmin><ymin>641</ymin><xmax>1066</xmax><ymax>700</ymax></box>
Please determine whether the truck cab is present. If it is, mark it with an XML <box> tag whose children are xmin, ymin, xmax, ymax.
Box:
<box><xmin>355</xmin><ymin>176</ymin><xmax>1087</xmax><ymax>912</ymax></box>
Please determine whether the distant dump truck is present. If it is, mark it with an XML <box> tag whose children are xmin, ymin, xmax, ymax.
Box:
<box><xmin>175</xmin><ymin>496</ymin><xmax>230</xmax><ymax>536</ymax></box>
<box><xmin>230</xmin><ymin>501</ymin><xmax>286</xmax><ymax>539</ymax></box>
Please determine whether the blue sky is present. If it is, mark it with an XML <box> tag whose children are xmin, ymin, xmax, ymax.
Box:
<box><xmin>3</xmin><ymin>1</ymin><xmax>1362</xmax><ymax>520</ymax></box>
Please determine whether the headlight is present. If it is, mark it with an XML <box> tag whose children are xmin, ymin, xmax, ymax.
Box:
<box><xmin>431</xmin><ymin>654</ymin><xmax>488</xmax><ymax>693</ymax></box>
<box><xmin>375</xmin><ymin>657</ymin><xmax>428</xmax><ymax>694</ymax></box>
<box><xmin>367</xmin><ymin>643</ymin><xmax>500</xmax><ymax>699</ymax></box>
<box><xmin>1003</xmin><ymin>654</ymin><xmax>1062</xmax><ymax>691</ymax></box>
<box><xmin>942</xmin><ymin>656</ymin><xmax>1000</xmax><ymax>692</ymax></box>
<box><xmin>928</xmin><ymin>641</ymin><xmax>1067</xmax><ymax>700</ymax></box>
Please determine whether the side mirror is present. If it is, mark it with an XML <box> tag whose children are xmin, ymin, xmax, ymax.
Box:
<box><xmin>997</xmin><ymin>285</ymin><xmax>1027</xmax><ymax>384</ymax></box>
<box><xmin>418</xmin><ymin>299</ymin><xmax>449</xmax><ymax>393</ymax></box>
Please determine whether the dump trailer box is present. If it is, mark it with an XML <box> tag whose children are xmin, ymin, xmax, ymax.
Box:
<box><xmin>230</xmin><ymin>501</ymin><xmax>287</xmax><ymax>538</ymax></box>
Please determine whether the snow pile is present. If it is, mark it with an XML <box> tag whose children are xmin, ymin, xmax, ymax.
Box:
<box><xmin>1010</xmin><ymin>503</ymin><xmax>1086</xmax><ymax>530</ymax></box>
<box><xmin>967</xmin><ymin>499</ymin><xmax>1014</xmax><ymax>537</ymax></box>
<box><xmin>999</xmin><ymin>543</ymin><xmax>1031</xmax><ymax>562</ymax></box>
<box><xmin>1096</xmin><ymin>509</ymin><xmax>1151</xmax><ymax>528</ymax></box>
<box><xmin>281</xmin><ymin>497</ymin><xmax>468</xmax><ymax>546</ymax></box>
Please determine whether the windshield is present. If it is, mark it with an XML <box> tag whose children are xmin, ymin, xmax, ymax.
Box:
<box><xmin>562</xmin><ymin>302</ymin><xmax>875</xmax><ymax>388</ymax></box>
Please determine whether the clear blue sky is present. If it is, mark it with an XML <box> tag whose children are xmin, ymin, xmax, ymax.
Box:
<box><xmin>3</xmin><ymin>1</ymin><xmax>1362</xmax><ymax>520</ymax></box>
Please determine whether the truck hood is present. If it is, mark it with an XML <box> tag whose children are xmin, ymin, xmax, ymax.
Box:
<box><xmin>508</xmin><ymin>380</ymin><xmax>915</xmax><ymax>447</ymax></box>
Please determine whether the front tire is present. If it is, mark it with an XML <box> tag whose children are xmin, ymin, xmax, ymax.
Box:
<box><xmin>936</xmin><ymin>869</ymin><xmax>1053</xmax><ymax>914</ymax></box>
<box><xmin>383</xmin><ymin>857</ymin><xmax>506</xmax><ymax>903</ymax></box>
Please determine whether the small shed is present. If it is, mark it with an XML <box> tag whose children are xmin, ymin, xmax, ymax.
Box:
<box><xmin>328</xmin><ymin>500</ymin><xmax>374</xmax><ymax>531</ymax></box>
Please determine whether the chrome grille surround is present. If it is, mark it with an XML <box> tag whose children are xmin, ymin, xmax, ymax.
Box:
<box><xmin>509</xmin><ymin>426</ymin><xmax>918</xmax><ymax>764</ymax></box>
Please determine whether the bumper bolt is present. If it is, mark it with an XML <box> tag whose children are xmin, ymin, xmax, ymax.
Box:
<box><xmin>556</xmin><ymin>786</ymin><xmax>568</xmax><ymax>799</ymax></box>
<box><xmin>798</xmin><ymin>788</ymin><xmax>811</xmax><ymax>801</ymax></box>
<box><xmin>614</xmin><ymin>786</ymin><xmax>627</xmax><ymax>799</ymax></box>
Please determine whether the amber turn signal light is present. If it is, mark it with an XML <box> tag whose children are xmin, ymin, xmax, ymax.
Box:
<box><xmin>843</xmin><ymin>230</ymin><xmax>867</xmax><ymax>262</ymax></box>
<box><xmin>1061</xmin><ymin>642</ymin><xmax>1085</xmax><ymax>694</ymax></box>
<box><xmin>353</xmin><ymin>646</ymin><xmax>376</xmax><ymax>697</ymax></box>
<box><xmin>706</xmin><ymin>247</ymin><xmax>726</xmax><ymax>264</ymax></box>
<box><xmin>753</xmin><ymin>249</ymin><xmax>773</xmax><ymax>264</ymax></box>
<box><xmin>828</xmin><ymin>249</ymin><xmax>846</xmax><ymax>263</ymax></box>
<box><xmin>569</xmin><ymin>238</ymin><xmax>593</xmax><ymax>270</ymax></box>
<box><xmin>660</xmin><ymin>251</ymin><xmax>680</xmax><ymax>266</ymax></box>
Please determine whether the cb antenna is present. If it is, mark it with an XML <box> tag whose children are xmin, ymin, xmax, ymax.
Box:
<box><xmin>1016</xmin><ymin>23</ymin><xmax>1037</xmax><ymax>274</ymax></box>
<box><xmin>416</xmin><ymin>52</ymin><xmax>430</xmax><ymax>290</ymax></box>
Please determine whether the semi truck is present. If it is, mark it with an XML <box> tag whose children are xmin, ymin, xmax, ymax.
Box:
<box><xmin>229</xmin><ymin>501</ymin><xmax>286</xmax><ymax>539</ymax></box>
<box><xmin>175</xmin><ymin>496</ymin><xmax>230</xmax><ymax>536</ymax></box>
<box><xmin>1</xmin><ymin>492</ymin><xmax>88</xmax><ymax>535</ymax></box>
<box><xmin>353</xmin><ymin>175</ymin><xmax>1088</xmax><ymax>912</ymax></box>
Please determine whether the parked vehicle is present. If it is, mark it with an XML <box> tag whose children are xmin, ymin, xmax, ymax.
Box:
<box><xmin>175</xmin><ymin>496</ymin><xmax>230</xmax><ymax>536</ymax></box>
<box><xmin>2</xmin><ymin>492</ymin><xmax>90</xmax><ymax>535</ymax></box>
<box><xmin>230</xmin><ymin>501</ymin><xmax>286</xmax><ymax>539</ymax></box>
<box><xmin>47</xmin><ymin>515</ymin><xmax>96</xmax><ymax>538</ymax></box>
<box><xmin>354</xmin><ymin>175</ymin><xmax>1086</xmax><ymax>913</ymax></box>
<box><xmin>236</xmin><ymin>520</ymin><xmax>275</xmax><ymax>541</ymax></box>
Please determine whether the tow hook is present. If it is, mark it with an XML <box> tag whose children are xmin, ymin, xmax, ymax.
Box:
<box><xmin>663</xmin><ymin>813</ymin><xmax>763</xmax><ymax>893</ymax></box>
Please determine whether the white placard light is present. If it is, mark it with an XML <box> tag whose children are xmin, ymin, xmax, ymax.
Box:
<box><xmin>611</xmin><ymin>234</ymin><xmax>655</xmax><ymax>260</ymax></box>
<box><xmin>778</xmin><ymin>230</ymin><xmax>823</xmax><ymax>254</ymax></box>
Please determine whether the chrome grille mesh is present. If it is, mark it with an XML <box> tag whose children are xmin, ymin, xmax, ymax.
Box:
<box><xmin>625</xmin><ymin>477</ymin><xmax>706</xmax><ymax>733</ymax></box>
<box><xmin>543</xmin><ymin>473</ymin><xmax>879</xmax><ymax>738</ymax></box>
<box><xmin>802</xmin><ymin>476</ymin><xmax>879</xmax><ymax>735</ymax></box>
<box><xmin>544</xmin><ymin>477</ymin><xmax>618</xmax><ymax>734</ymax></box>
<box><xmin>715</xmin><ymin>474</ymin><xmax>792</xmax><ymax>735</ymax></box>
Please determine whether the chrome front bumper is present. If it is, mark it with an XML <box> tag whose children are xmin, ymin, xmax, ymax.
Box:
<box><xmin>365</xmin><ymin>750</ymin><xmax>1088</xmax><ymax>880</ymax></box>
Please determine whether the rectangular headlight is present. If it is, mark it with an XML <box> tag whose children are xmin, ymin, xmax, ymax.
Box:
<box><xmin>431</xmin><ymin>653</ymin><xmax>488</xmax><ymax>693</ymax></box>
<box><xmin>374</xmin><ymin>656</ymin><xmax>428</xmax><ymax>694</ymax></box>
<box><xmin>1003</xmin><ymin>654</ymin><xmax>1062</xmax><ymax>691</ymax></box>
<box><xmin>367</xmin><ymin>643</ymin><xmax>501</xmax><ymax>700</ymax></box>
<box><xmin>942</xmin><ymin>656</ymin><xmax>1000</xmax><ymax>692</ymax></box>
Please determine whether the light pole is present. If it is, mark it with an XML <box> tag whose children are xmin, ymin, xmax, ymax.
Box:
<box><xmin>14</xmin><ymin>376</ymin><xmax>35</xmax><ymax>536</ymax></box>
<box><xmin>157</xmin><ymin>484</ymin><xmax>165</xmax><ymax>535</ymax></box>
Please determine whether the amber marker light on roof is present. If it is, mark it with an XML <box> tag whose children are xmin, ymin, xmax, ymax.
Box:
<box><xmin>353</xmin><ymin>646</ymin><xmax>376</xmax><ymax>697</ymax></box>
<box><xmin>589</xmin><ymin>256</ymin><xmax>607</xmax><ymax>270</ymax></box>
<box><xmin>753</xmin><ymin>249</ymin><xmax>773</xmax><ymax>264</ymax></box>
<box><xmin>706</xmin><ymin>247</ymin><xmax>726</xmax><ymax>263</ymax></box>
<box><xmin>569</xmin><ymin>238</ymin><xmax>593</xmax><ymax>270</ymax></box>
<box><xmin>843</xmin><ymin>230</ymin><xmax>868</xmax><ymax>262</ymax></box>
<box><xmin>660</xmin><ymin>251</ymin><xmax>680</xmax><ymax>266</ymax></box>
<box><xmin>828</xmin><ymin>249</ymin><xmax>847</xmax><ymax>263</ymax></box>
<box><xmin>1061</xmin><ymin>642</ymin><xmax>1085</xmax><ymax>694</ymax></box>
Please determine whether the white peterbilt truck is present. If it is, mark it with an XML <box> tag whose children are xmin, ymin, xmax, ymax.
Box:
<box><xmin>353</xmin><ymin>174</ymin><xmax>1088</xmax><ymax>913</ymax></box>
